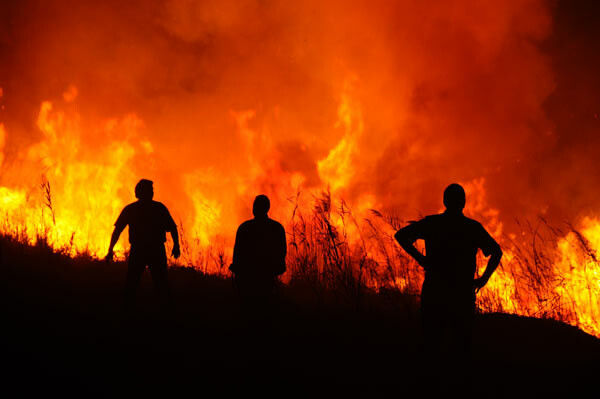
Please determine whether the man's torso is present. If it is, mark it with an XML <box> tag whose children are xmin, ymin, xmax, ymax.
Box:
<box><xmin>115</xmin><ymin>200</ymin><xmax>175</xmax><ymax>247</ymax></box>
<box><xmin>233</xmin><ymin>217</ymin><xmax>286</xmax><ymax>277</ymax></box>
<box><xmin>420</xmin><ymin>213</ymin><xmax>495</xmax><ymax>287</ymax></box>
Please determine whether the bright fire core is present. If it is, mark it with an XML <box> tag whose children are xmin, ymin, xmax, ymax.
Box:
<box><xmin>0</xmin><ymin>1</ymin><xmax>598</xmax><ymax>337</ymax></box>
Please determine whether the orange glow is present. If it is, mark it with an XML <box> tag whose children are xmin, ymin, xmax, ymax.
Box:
<box><xmin>1</xmin><ymin>1</ymin><xmax>598</xmax><ymax>338</ymax></box>
<box><xmin>554</xmin><ymin>218</ymin><xmax>600</xmax><ymax>336</ymax></box>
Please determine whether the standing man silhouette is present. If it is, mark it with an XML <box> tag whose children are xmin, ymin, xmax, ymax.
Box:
<box><xmin>106</xmin><ymin>179</ymin><xmax>180</xmax><ymax>312</ymax></box>
<box><xmin>395</xmin><ymin>183</ymin><xmax>502</xmax><ymax>359</ymax></box>
<box><xmin>230</xmin><ymin>195</ymin><xmax>286</xmax><ymax>324</ymax></box>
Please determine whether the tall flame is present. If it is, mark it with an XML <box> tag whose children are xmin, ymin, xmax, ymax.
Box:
<box><xmin>0</xmin><ymin>0</ymin><xmax>599</xmax><ymax>337</ymax></box>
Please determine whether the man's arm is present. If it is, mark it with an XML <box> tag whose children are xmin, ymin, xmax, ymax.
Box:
<box><xmin>394</xmin><ymin>220</ymin><xmax>428</xmax><ymax>270</ymax></box>
<box><xmin>106</xmin><ymin>206</ymin><xmax>129</xmax><ymax>262</ymax></box>
<box><xmin>106</xmin><ymin>224</ymin><xmax>126</xmax><ymax>262</ymax></box>
<box><xmin>163</xmin><ymin>207</ymin><xmax>180</xmax><ymax>259</ymax></box>
<box><xmin>169</xmin><ymin>225</ymin><xmax>180</xmax><ymax>259</ymax></box>
<box><xmin>276</xmin><ymin>224</ymin><xmax>287</xmax><ymax>275</ymax></box>
<box><xmin>474</xmin><ymin>225</ymin><xmax>503</xmax><ymax>290</ymax></box>
<box><xmin>230</xmin><ymin>226</ymin><xmax>243</xmax><ymax>273</ymax></box>
<box><xmin>474</xmin><ymin>244</ymin><xmax>502</xmax><ymax>290</ymax></box>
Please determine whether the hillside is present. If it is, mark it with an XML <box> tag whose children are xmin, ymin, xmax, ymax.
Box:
<box><xmin>2</xmin><ymin>236</ymin><xmax>599</xmax><ymax>398</ymax></box>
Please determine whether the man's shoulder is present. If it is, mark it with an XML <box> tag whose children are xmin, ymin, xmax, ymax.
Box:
<box><xmin>429</xmin><ymin>212</ymin><xmax>482</xmax><ymax>225</ymax></box>
<box><xmin>267</xmin><ymin>218</ymin><xmax>285</xmax><ymax>230</ymax></box>
<box><xmin>425</xmin><ymin>213</ymin><xmax>484</xmax><ymax>231</ymax></box>
<box><xmin>147</xmin><ymin>201</ymin><xmax>172</xmax><ymax>216</ymax></box>
<box><xmin>237</xmin><ymin>219</ymin><xmax>255</xmax><ymax>231</ymax></box>
<box><xmin>420</xmin><ymin>213</ymin><xmax>445</xmax><ymax>225</ymax></box>
<box><xmin>123</xmin><ymin>201</ymin><xmax>171</xmax><ymax>216</ymax></box>
<box><xmin>462</xmin><ymin>215</ymin><xmax>485</xmax><ymax>229</ymax></box>
<box><xmin>237</xmin><ymin>218</ymin><xmax>285</xmax><ymax>233</ymax></box>
<box><xmin>115</xmin><ymin>202</ymin><xmax>138</xmax><ymax>226</ymax></box>
<box><xmin>461</xmin><ymin>216</ymin><xmax>497</xmax><ymax>242</ymax></box>
<box><xmin>398</xmin><ymin>214</ymin><xmax>437</xmax><ymax>229</ymax></box>
<box><xmin>151</xmin><ymin>200</ymin><xmax>168</xmax><ymax>209</ymax></box>
<box><xmin>121</xmin><ymin>201</ymin><xmax>139</xmax><ymax>212</ymax></box>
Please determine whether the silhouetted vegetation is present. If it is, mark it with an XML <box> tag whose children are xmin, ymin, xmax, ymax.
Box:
<box><xmin>3</xmin><ymin>223</ymin><xmax>600</xmax><ymax>398</ymax></box>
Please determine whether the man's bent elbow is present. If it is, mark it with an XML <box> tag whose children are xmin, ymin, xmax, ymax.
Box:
<box><xmin>493</xmin><ymin>246</ymin><xmax>503</xmax><ymax>261</ymax></box>
<box><xmin>394</xmin><ymin>230</ymin><xmax>412</xmax><ymax>249</ymax></box>
<box><xmin>110</xmin><ymin>227</ymin><xmax>122</xmax><ymax>242</ymax></box>
<box><xmin>394</xmin><ymin>230</ymin><xmax>405</xmax><ymax>244</ymax></box>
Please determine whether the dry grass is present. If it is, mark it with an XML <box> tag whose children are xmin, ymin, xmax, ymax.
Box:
<box><xmin>2</xmin><ymin>182</ymin><xmax>599</xmax><ymax>336</ymax></box>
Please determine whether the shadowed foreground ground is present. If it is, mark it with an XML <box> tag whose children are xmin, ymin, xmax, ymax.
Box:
<box><xmin>2</xmin><ymin>237</ymin><xmax>599</xmax><ymax>398</ymax></box>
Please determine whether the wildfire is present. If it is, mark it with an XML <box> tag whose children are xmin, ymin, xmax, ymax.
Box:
<box><xmin>0</xmin><ymin>1</ymin><xmax>598</xmax><ymax>338</ymax></box>
<box><xmin>555</xmin><ymin>218</ymin><xmax>600</xmax><ymax>336</ymax></box>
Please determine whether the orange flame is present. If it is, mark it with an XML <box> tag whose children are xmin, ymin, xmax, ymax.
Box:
<box><xmin>0</xmin><ymin>1</ymin><xmax>598</xmax><ymax>338</ymax></box>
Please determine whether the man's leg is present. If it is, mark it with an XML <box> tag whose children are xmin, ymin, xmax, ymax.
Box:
<box><xmin>236</xmin><ymin>275</ymin><xmax>274</xmax><ymax>331</ymax></box>
<box><xmin>420</xmin><ymin>280</ymin><xmax>445</xmax><ymax>357</ymax></box>
<box><xmin>419</xmin><ymin>298</ymin><xmax>446</xmax><ymax>396</ymax></box>
<box><xmin>444</xmin><ymin>293</ymin><xmax>476</xmax><ymax>395</ymax></box>
<box><xmin>255</xmin><ymin>277</ymin><xmax>274</xmax><ymax>324</ymax></box>
<box><xmin>124</xmin><ymin>249</ymin><xmax>146</xmax><ymax>314</ymax></box>
<box><xmin>148</xmin><ymin>246</ymin><xmax>171</xmax><ymax>312</ymax></box>
<box><xmin>452</xmin><ymin>296</ymin><xmax>476</xmax><ymax>358</ymax></box>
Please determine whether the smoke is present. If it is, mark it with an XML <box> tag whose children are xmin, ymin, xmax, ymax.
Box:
<box><xmin>0</xmin><ymin>0</ymin><xmax>598</xmax><ymax>242</ymax></box>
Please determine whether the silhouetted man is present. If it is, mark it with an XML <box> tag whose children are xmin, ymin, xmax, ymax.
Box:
<box><xmin>395</xmin><ymin>183</ymin><xmax>502</xmax><ymax>359</ymax></box>
<box><xmin>230</xmin><ymin>195</ymin><xmax>286</xmax><ymax>323</ymax></box>
<box><xmin>106</xmin><ymin>179</ymin><xmax>180</xmax><ymax>312</ymax></box>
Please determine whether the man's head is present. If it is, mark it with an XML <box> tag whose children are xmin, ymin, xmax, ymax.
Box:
<box><xmin>135</xmin><ymin>179</ymin><xmax>154</xmax><ymax>201</ymax></box>
<box><xmin>443</xmin><ymin>183</ymin><xmax>466</xmax><ymax>213</ymax></box>
<box><xmin>252</xmin><ymin>194</ymin><xmax>270</xmax><ymax>218</ymax></box>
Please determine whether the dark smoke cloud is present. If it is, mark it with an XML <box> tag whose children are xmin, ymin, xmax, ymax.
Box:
<box><xmin>0</xmin><ymin>0</ymin><xmax>599</xmax><ymax>235</ymax></box>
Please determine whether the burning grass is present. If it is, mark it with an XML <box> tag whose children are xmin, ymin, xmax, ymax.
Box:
<box><xmin>284</xmin><ymin>192</ymin><xmax>600</xmax><ymax>338</ymax></box>
<box><xmin>2</xmin><ymin>213</ymin><xmax>600</xmax><ymax>398</ymax></box>
<box><xmin>3</xmin><ymin>184</ymin><xmax>597</xmax><ymax>338</ymax></box>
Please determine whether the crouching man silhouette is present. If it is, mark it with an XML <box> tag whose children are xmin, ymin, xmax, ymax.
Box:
<box><xmin>106</xmin><ymin>179</ymin><xmax>180</xmax><ymax>313</ymax></box>
<box><xmin>230</xmin><ymin>195</ymin><xmax>286</xmax><ymax>326</ymax></box>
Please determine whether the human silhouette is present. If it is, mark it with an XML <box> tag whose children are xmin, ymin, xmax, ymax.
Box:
<box><xmin>395</xmin><ymin>183</ymin><xmax>502</xmax><ymax>363</ymax></box>
<box><xmin>230</xmin><ymin>195</ymin><xmax>286</xmax><ymax>325</ymax></box>
<box><xmin>105</xmin><ymin>179</ymin><xmax>180</xmax><ymax>313</ymax></box>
